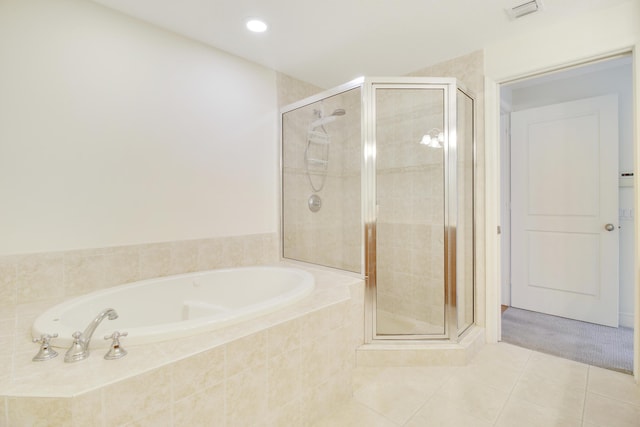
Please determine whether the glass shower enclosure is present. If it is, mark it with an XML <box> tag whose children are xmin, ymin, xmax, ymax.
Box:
<box><xmin>281</xmin><ymin>77</ymin><xmax>475</xmax><ymax>342</ymax></box>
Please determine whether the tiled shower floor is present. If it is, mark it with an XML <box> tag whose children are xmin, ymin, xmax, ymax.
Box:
<box><xmin>314</xmin><ymin>343</ymin><xmax>640</xmax><ymax>427</ymax></box>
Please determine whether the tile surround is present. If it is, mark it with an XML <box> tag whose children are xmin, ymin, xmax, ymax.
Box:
<box><xmin>0</xmin><ymin>244</ymin><xmax>365</xmax><ymax>426</ymax></box>
<box><xmin>0</xmin><ymin>233</ymin><xmax>279</xmax><ymax>310</ymax></box>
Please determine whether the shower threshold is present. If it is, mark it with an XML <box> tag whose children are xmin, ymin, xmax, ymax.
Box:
<box><xmin>356</xmin><ymin>326</ymin><xmax>484</xmax><ymax>367</ymax></box>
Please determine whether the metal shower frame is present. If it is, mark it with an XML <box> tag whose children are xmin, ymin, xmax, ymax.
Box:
<box><xmin>279</xmin><ymin>76</ymin><xmax>477</xmax><ymax>344</ymax></box>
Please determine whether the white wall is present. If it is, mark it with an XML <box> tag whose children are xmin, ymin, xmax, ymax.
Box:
<box><xmin>0</xmin><ymin>0</ymin><xmax>278</xmax><ymax>256</ymax></box>
<box><xmin>485</xmin><ymin>1</ymin><xmax>640</xmax><ymax>81</ymax></box>
<box><xmin>483</xmin><ymin>0</ymin><xmax>640</xmax><ymax>376</ymax></box>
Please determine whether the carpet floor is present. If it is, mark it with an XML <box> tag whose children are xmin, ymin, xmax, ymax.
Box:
<box><xmin>501</xmin><ymin>307</ymin><xmax>634</xmax><ymax>373</ymax></box>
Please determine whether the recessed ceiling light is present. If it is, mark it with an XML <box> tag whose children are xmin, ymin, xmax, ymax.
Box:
<box><xmin>246</xmin><ymin>19</ymin><xmax>268</xmax><ymax>33</ymax></box>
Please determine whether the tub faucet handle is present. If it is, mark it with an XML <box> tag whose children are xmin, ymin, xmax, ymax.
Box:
<box><xmin>32</xmin><ymin>333</ymin><xmax>59</xmax><ymax>361</ymax></box>
<box><xmin>64</xmin><ymin>330</ymin><xmax>87</xmax><ymax>363</ymax></box>
<box><xmin>104</xmin><ymin>331</ymin><xmax>128</xmax><ymax>360</ymax></box>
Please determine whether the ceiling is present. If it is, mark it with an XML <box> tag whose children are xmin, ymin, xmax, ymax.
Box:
<box><xmin>90</xmin><ymin>0</ymin><xmax>630</xmax><ymax>89</ymax></box>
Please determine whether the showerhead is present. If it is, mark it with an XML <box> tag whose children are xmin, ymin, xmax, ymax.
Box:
<box><xmin>310</xmin><ymin>108</ymin><xmax>346</xmax><ymax>128</ymax></box>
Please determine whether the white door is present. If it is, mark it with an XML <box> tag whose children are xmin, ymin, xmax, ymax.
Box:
<box><xmin>511</xmin><ymin>95</ymin><xmax>619</xmax><ymax>327</ymax></box>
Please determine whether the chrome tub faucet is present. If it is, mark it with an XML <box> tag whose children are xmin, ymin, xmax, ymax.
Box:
<box><xmin>64</xmin><ymin>308</ymin><xmax>118</xmax><ymax>363</ymax></box>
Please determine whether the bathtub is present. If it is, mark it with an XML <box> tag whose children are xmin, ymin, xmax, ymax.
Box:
<box><xmin>32</xmin><ymin>266</ymin><xmax>315</xmax><ymax>348</ymax></box>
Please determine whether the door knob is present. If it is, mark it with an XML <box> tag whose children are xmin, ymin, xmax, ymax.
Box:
<box><xmin>605</xmin><ymin>223</ymin><xmax>615</xmax><ymax>231</ymax></box>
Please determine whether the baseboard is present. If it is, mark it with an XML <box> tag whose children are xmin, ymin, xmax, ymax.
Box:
<box><xmin>619</xmin><ymin>312</ymin><xmax>634</xmax><ymax>328</ymax></box>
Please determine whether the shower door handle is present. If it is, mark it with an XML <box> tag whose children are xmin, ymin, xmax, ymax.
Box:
<box><xmin>604</xmin><ymin>223</ymin><xmax>615</xmax><ymax>231</ymax></box>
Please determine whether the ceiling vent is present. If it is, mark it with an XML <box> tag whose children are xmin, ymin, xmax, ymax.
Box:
<box><xmin>506</xmin><ymin>0</ymin><xmax>543</xmax><ymax>19</ymax></box>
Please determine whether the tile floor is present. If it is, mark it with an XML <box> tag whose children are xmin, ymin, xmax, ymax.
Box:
<box><xmin>314</xmin><ymin>343</ymin><xmax>640</xmax><ymax>427</ymax></box>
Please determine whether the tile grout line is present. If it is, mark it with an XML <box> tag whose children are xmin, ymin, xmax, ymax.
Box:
<box><xmin>337</xmin><ymin>372</ymin><xmax>403</xmax><ymax>427</ymax></box>
<box><xmin>490</xmin><ymin>347</ymin><xmax>534</xmax><ymax>426</ymax></box>
<box><xmin>223</xmin><ymin>344</ymin><xmax>228</xmax><ymax>427</ymax></box>
<box><xmin>584</xmin><ymin>367</ymin><xmax>640</xmax><ymax>409</ymax></box>
<box><xmin>399</xmin><ymin>372</ymin><xmax>454</xmax><ymax>426</ymax></box>
<box><xmin>581</xmin><ymin>366</ymin><xmax>590</xmax><ymax>424</ymax></box>
<box><xmin>347</xmin><ymin>398</ymin><xmax>402</xmax><ymax>427</ymax></box>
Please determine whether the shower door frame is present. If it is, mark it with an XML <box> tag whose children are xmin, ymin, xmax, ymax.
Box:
<box><xmin>279</xmin><ymin>77</ymin><xmax>367</xmax><ymax>275</ymax></box>
<box><xmin>363</xmin><ymin>77</ymin><xmax>471</xmax><ymax>343</ymax></box>
<box><xmin>278</xmin><ymin>76</ymin><xmax>476</xmax><ymax>343</ymax></box>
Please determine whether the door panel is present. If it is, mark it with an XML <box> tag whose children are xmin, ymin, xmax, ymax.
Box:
<box><xmin>527</xmin><ymin>231</ymin><xmax>599</xmax><ymax>295</ymax></box>
<box><xmin>527</xmin><ymin>114</ymin><xmax>600</xmax><ymax>216</ymax></box>
<box><xmin>511</xmin><ymin>95</ymin><xmax>619</xmax><ymax>327</ymax></box>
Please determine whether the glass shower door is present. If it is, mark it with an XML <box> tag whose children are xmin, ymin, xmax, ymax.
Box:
<box><xmin>457</xmin><ymin>88</ymin><xmax>475</xmax><ymax>334</ymax></box>
<box><xmin>281</xmin><ymin>87</ymin><xmax>362</xmax><ymax>273</ymax></box>
<box><xmin>373</xmin><ymin>85</ymin><xmax>447</xmax><ymax>338</ymax></box>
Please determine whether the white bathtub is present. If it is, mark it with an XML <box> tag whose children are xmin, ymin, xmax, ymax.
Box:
<box><xmin>32</xmin><ymin>266</ymin><xmax>315</xmax><ymax>348</ymax></box>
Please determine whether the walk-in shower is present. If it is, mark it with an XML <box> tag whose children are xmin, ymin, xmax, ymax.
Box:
<box><xmin>281</xmin><ymin>77</ymin><xmax>475</xmax><ymax>342</ymax></box>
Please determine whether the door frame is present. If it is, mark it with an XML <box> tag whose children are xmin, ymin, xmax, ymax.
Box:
<box><xmin>484</xmin><ymin>47</ymin><xmax>640</xmax><ymax>381</ymax></box>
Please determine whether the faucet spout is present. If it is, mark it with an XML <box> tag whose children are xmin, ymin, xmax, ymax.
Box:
<box><xmin>64</xmin><ymin>308</ymin><xmax>118</xmax><ymax>363</ymax></box>
<box><xmin>83</xmin><ymin>308</ymin><xmax>118</xmax><ymax>346</ymax></box>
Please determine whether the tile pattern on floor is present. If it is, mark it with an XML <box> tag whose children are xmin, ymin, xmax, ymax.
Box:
<box><xmin>314</xmin><ymin>343</ymin><xmax>640</xmax><ymax>427</ymax></box>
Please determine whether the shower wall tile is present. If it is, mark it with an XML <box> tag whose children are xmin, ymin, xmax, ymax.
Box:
<box><xmin>377</xmin><ymin>220</ymin><xmax>445</xmax><ymax>331</ymax></box>
<box><xmin>408</xmin><ymin>50</ymin><xmax>486</xmax><ymax>327</ymax></box>
<box><xmin>276</xmin><ymin>72</ymin><xmax>322</xmax><ymax>108</ymax></box>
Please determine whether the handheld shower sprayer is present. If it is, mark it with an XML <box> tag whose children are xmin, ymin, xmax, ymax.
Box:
<box><xmin>310</xmin><ymin>108</ymin><xmax>346</xmax><ymax>128</ymax></box>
